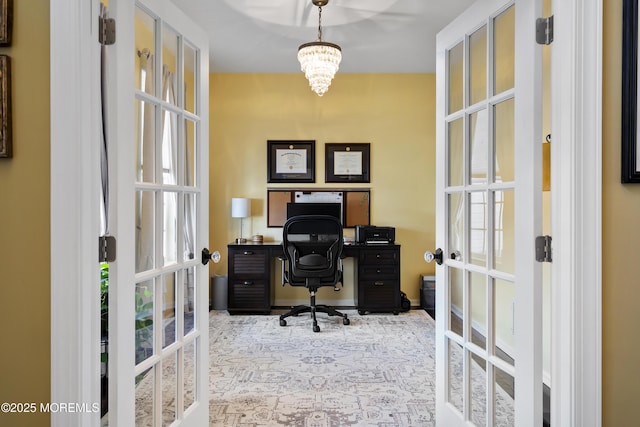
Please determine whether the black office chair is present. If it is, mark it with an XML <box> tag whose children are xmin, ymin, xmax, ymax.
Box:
<box><xmin>279</xmin><ymin>215</ymin><xmax>350</xmax><ymax>332</ymax></box>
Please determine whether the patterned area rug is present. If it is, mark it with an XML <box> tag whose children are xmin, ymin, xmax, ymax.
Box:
<box><xmin>132</xmin><ymin>310</ymin><xmax>514</xmax><ymax>426</ymax></box>
<box><xmin>209</xmin><ymin>310</ymin><xmax>437</xmax><ymax>426</ymax></box>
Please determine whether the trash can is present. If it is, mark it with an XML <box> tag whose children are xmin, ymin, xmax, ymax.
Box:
<box><xmin>421</xmin><ymin>275</ymin><xmax>435</xmax><ymax>319</ymax></box>
<box><xmin>210</xmin><ymin>275</ymin><xmax>228</xmax><ymax>310</ymax></box>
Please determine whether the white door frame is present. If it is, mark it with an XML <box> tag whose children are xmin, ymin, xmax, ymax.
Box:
<box><xmin>50</xmin><ymin>1</ymin><xmax>602</xmax><ymax>426</ymax></box>
<box><xmin>50</xmin><ymin>0</ymin><xmax>102</xmax><ymax>425</ymax></box>
<box><xmin>550</xmin><ymin>1</ymin><xmax>602</xmax><ymax>426</ymax></box>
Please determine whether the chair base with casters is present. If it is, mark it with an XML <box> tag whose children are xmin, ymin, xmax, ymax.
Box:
<box><xmin>279</xmin><ymin>284</ymin><xmax>350</xmax><ymax>333</ymax></box>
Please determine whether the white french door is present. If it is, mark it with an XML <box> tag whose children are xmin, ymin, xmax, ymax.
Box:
<box><xmin>433</xmin><ymin>0</ymin><xmax>542</xmax><ymax>425</ymax></box>
<box><xmin>106</xmin><ymin>0</ymin><xmax>210</xmax><ymax>425</ymax></box>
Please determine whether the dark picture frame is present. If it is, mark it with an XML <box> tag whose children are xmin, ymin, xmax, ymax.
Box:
<box><xmin>622</xmin><ymin>0</ymin><xmax>640</xmax><ymax>182</ymax></box>
<box><xmin>0</xmin><ymin>55</ymin><xmax>11</xmax><ymax>158</ymax></box>
<box><xmin>325</xmin><ymin>143</ymin><xmax>370</xmax><ymax>183</ymax></box>
<box><xmin>0</xmin><ymin>0</ymin><xmax>12</xmax><ymax>46</ymax></box>
<box><xmin>267</xmin><ymin>140</ymin><xmax>315</xmax><ymax>183</ymax></box>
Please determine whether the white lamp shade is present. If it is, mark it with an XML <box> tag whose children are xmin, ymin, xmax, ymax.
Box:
<box><xmin>231</xmin><ymin>198</ymin><xmax>250</xmax><ymax>218</ymax></box>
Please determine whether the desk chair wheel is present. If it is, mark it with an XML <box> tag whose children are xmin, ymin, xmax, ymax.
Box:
<box><xmin>313</xmin><ymin>324</ymin><xmax>320</xmax><ymax>333</ymax></box>
<box><xmin>279</xmin><ymin>319</ymin><xmax>287</xmax><ymax>327</ymax></box>
<box><xmin>343</xmin><ymin>317</ymin><xmax>350</xmax><ymax>325</ymax></box>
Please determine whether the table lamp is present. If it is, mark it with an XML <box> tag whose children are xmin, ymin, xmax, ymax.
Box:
<box><xmin>231</xmin><ymin>198</ymin><xmax>250</xmax><ymax>243</ymax></box>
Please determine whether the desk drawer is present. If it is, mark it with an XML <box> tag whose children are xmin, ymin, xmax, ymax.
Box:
<box><xmin>359</xmin><ymin>264</ymin><xmax>399</xmax><ymax>279</ymax></box>
<box><xmin>228</xmin><ymin>279</ymin><xmax>270</xmax><ymax>311</ymax></box>
<box><xmin>358</xmin><ymin>279</ymin><xmax>401</xmax><ymax>311</ymax></box>
<box><xmin>230</xmin><ymin>249</ymin><xmax>268</xmax><ymax>276</ymax></box>
<box><xmin>359</xmin><ymin>249</ymin><xmax>399</xmax><ymax>265</ymax></box>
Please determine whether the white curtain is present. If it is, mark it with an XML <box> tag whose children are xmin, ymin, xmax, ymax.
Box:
<box><xmin>136</xmin><ymin>51</ymin><xmax>155</xmax><ymax>273</ymax></box>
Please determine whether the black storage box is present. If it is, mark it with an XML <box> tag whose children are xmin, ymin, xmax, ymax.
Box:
<box><xmin>421</xmin><ymin>275</ymin><xmax>435</xmax><ymax>319</ymax></box>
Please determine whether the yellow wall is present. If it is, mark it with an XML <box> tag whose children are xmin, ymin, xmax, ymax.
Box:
<box><xmin>209</xmin><ymin>73</ymin><xmax>436</xmax><ymax>303</ymax></box>
<box><xmin>0</xmin><ymin>1</ymin><xmax>51</xmax><ymax>426</ymax></box>
<box><xmin>602</xmin><ymin>0</ymin><xmax>640</xmax><ymax>424</ymax></box>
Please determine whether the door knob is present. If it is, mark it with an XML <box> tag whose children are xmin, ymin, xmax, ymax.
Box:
<box><xmin>424</xmin><ymin>248</ymin><xmax>443</xmax><ymax>265</ymax></box>
<box><xmin>202</xmin><ymin>248</ymin><xmax>221</xmax><ymax>265</ymax></box>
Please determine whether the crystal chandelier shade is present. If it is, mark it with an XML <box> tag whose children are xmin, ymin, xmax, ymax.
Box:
<box><xmin>298</xmin><ymin>0</ymin><xmax>342</xmax><ymax>96</ymax></box>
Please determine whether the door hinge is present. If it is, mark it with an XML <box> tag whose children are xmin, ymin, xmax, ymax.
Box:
<box><xmin>535</xmin><ymin>235</ymin><xmax>552</xmax><ymax>263</ymax></box>
<box><xmin>99</xmin><ymin>16</ymin><xmax>116</xmax><ymax>46</ymax></box>
<box><xmin>536</xmin><ymin>15</ymin><xmax>554</xmax><ymax>45</ymax></box>
<box><xmin>99</xmin><ymin>235</ymin><xmax>116</xmax><ymax>262</ymax></box>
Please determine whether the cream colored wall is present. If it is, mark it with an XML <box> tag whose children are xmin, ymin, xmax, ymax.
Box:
<box><xmin>209</xmin><ymin>73</ymin><xmax>436</xmax><ymax>304</ymax></box>
<box><xmin>0</xmin><ymin>1</ymin><xmax>51</xmax><ymax>426</ymax></box>
<box><xmin>603</xmin><ymin>0</ymin><xmax>640</xmax><ymax>424</ymax></box>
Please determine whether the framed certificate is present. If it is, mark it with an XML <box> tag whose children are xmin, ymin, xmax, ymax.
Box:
<box><xmin>325</xmin><ymin>143</ymin><xmax>370</xmax><ymax>183</ymax></box>
<box><xmin>267</xmin><ymin>140</ymin><xmax>315</xmax><ymax>183</ymax></box>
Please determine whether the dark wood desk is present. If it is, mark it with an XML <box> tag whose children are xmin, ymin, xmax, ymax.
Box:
<box><xmin>227</xmin><ymin>242</ymin><xmax>401</xmax><ymax>315</ymax></box>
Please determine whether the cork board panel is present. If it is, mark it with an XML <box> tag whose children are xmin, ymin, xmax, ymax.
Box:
<box><xmin>267</xmin><ymin>190</ymin><xmax>293</xmax><ymax>227</ymax></box>
<box><xmin>345</xmin><ymin>191</ymin><xmax>370</xmax><ymax>227</ymax></box>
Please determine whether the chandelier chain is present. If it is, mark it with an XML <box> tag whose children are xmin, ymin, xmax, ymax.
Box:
<box><xmin>317</xmin><ymin>6</ymin><xmax>323</xmax><ymax>40</ymax></box>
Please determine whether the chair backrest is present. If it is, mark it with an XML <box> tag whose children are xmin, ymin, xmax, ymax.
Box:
<box><xmin>282</xmin><ymin>215</ymin><xmax>343</xmax><ymax>286</ymax></box>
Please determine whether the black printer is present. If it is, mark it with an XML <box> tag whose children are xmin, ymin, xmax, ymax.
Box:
<box><xmin>355</xmin><ymin>225</ymin><xmax>395</xmax><ymax>244</ymax></box>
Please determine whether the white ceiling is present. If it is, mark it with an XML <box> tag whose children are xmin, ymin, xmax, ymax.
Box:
<box><xmin>171</xmin><ymin>0</ymin><xmax>476</xmax><ymax>73</ymax></box>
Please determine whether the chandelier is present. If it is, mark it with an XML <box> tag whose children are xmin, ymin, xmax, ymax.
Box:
<box><xmin>297</xmin><ymin>0</ymin><xmax>342</xmax><ymax>96</ymax></box>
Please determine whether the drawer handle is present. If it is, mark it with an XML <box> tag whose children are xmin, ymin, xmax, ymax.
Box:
<box><xmin>243</xmin><ymin>251</ymin><xmax>254</xmax><ymax>255</ymax></box>
<box><xmin>374</xmin><ymin>281</ymin><xmax>384</xmax><ymax>286</ymax></box>
<box><xmin>376</xmin><ymin>269</ymin><xmax>381</xmax><ymax>273</ymax></box>
<box><xmin>243</xmin><ymin>281</ymin><xmax>254</xmax><ymax>285</ymax></box>
<box><xmin>376</xmin><ymin>254</ymin><xmax>381</xmax><ymax>258</ymax></box>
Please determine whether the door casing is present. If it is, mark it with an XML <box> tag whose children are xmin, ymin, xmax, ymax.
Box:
<box><xmin>50</xmin><ymin>1</ymin><xmax>602</xmax><ymax>425</ymax></box>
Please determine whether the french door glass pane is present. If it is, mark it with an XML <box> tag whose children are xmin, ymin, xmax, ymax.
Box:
<box><xmin>162</xmin><ymin>352</ymin><xmax>177</xmax><ymax>426</ymax></box>
<box><xmin>136</xmin><ymin>190</ymin><xmax>155</xmax><ymax>273</ymax></box>
<box><xmin>494</xmin><ymin>366</ymin><xmax>515</xmax><ymax>426</ymax></box>
<box><xmin>136</xmin><ymin>99</ymin><xmax>156</xmax><ymax>184</ymax></box>
<box><xmin>470</xmin><ymin>271</ymin><xmax>487</xmax><ymax>350</ymax></box>
<box><xmin>470</xmin><ymin>191</ymin><xmax>488</xmax><ymax>267</ymax></box>
<box><xmin>163</xmin><ymin>191</ymin><xmax>178</xmax><ymax>266</ymax></box>
<box><xmin>184</xmin><ymin>267</ymin><xmax>196</xmax><ymax>335</ymax></box>
<box><xmin>448</xmin><ymin>41</ymin><xmax>464</xmax><ymax>114</ymax></box>
<box><xmin>449</xmin><ymin>266</ymin><xmax>464</xmax><ymax>335</ymax></box>
<box><xmin>136</xmin><ymin>280</ymin><xmax>155</xmax><ymax>365</ymax></box>
<box><xmin>184</xmin><ymin>119</ymin><xmax>196</xmax><ymax>187</ymax></box>
<box><xmin>494</xmin><ymin>98</ymin><xmax>515</xmax><ymax>183</ymax></box>
<box><xmin>162</xmin><ymin>23</ymin><xmax>179</xmax><ymax>106</ymax></box>
<box><xmin>448</xmin><ymin>338</ymin><xmax>465</xmax><ymax>414</ymax></box>
<box><xmin>135</xmin><ymin>6</ymin><xmax>156</xmax><ymax>96</ymax></box>
<box><xmin>494</xmin><ymin>5</ymin><xmax>515</xmax><ymax>94</ymax></box>
<box><xmin>494</xmin><ymin>278</ymin><xmax>515</xmax><ymax>366</ymax></box>
<box><xmin>162</xmin><ymin>109</ymin><xmax>179</xmax><ymax>185</ymax></box>
<box><xmin>183</xmin><ymin>340</ymin><xmax>196</xmax><ymax>412</ymax></box>
<box><xmin>448</xmin><ymin>193</ymin><xmax>464</xmax><ymax>260</ymax></box>
<box><xmin>469</xmin><ymin>25</ymin><xmax>487</xmax><ymax>106</ymax></box>
<box><xmin>183</xmin><ymin>195</ymin><xmax>196</xmax><ymax>262</ymax></box>
<box><xmin>162</xmin><ymin>272</ymin><xmax>177</xmax><ymax>349</ymax></box>
<box><xmin>470</xmin><ymin>109</ymin><xmax>488</xmax><ymax>184</ymax></box>
<box><xmin>471</xmin><ymin>356</ymin><xmax>487</xmax><ymax>426</ymax></box>
<box><xmin>448</xmin><ymin>118</ymin><xmax>464</xmax><ymax>187</ymax></box>
<box><xmin>184</xmin><ymin>42</ymin><xmax>196</xmax><ymax>114</ymax></box>
<box><xmin>135</xmin><ymin>367</ymin><xmax>154</xmax><ymax>425</ymax></box>
<box><xmin>494</xmin><ymin>190</ymin><xmax>514</xmax><ymax>274</ymax></box>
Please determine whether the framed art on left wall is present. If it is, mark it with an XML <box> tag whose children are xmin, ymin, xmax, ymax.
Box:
<box><xmin>0</xmin><ymin>55</ymin><xmax>11</xmax><ymax>158</ymax></box>
<box><xmin>622</xmin><ymin>0</ymin><xmax>640</xmax><ymax>182</ymax></box>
